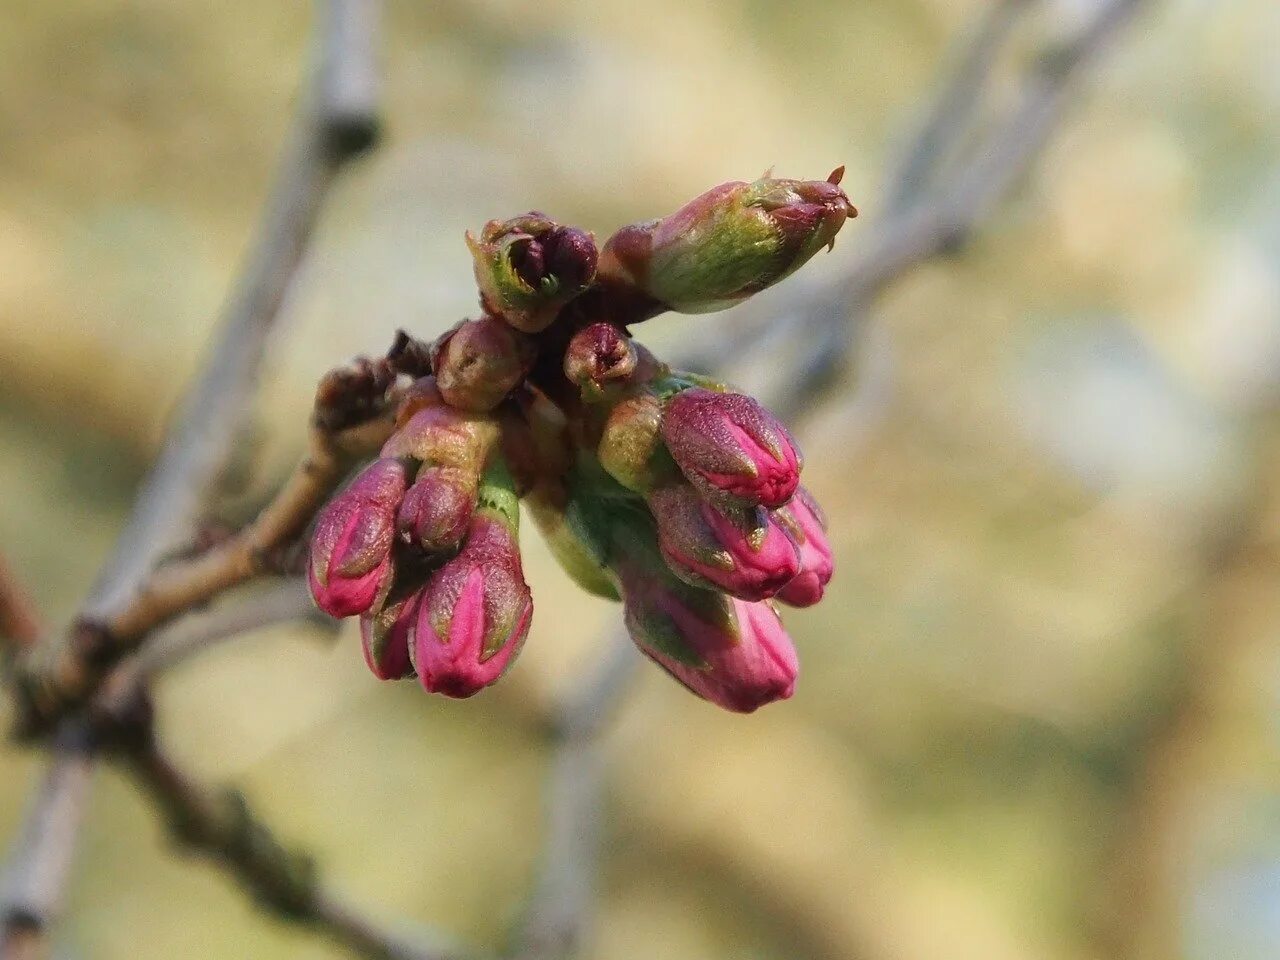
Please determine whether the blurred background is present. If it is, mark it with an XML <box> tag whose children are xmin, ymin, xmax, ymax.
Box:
<box><xmin>2</xmin><ymin>0</ymin><xmax>1279</xmax><ymax>957</ymax></box>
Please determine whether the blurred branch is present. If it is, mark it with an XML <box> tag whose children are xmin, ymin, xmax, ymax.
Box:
<box><xmin>84</xmin><ymin>0</ymin><xmax>381</xmax><ymax>622</ymax></box>
<box><xmin>10</xmin><ymin>0</ymin><xmax>393</xmax><ymax>737</ymax></box>
<box><xmin>111</xmin><ymin>693</ymin><xmax>473</xmax><ymax>960</ymax></box>
<box><xmin>505</xmin><ymin>633</ymin><xmax>639</xmax><ymax>960</ymax></box>
<box><xmin>97</xmin><ymin>579</ymin><xmax>335</xmax><ymax>719</ymax></box>
<box><xmin>0</xmin><ymin>733</ymin><xmax>94</xmax><ymax>960</ymax></box>
<box><xmin>1093</xmin><ymin>497</ymin><xmax>1277</xmax><ymax>958</ymax></box>
<box><xmin>723</xmin><ymin>0</ymin><xmax>1147</xmax><ymax>422</ymax></box>
<box><xmin>124</xmin><ymin>579</ymin><xmax>333</xmax><ymax>681</ymax></box>
<box><xmin>2</xmin><ymin>3</ymin><xmax>397</xmax><ymax>959</ymax></box>
<box><xmin>0</xmin><ymin>556</ymin><xmax>39</xmax><ymax>657</ymax></box>
<box><xmin>886</xmin><ymin>0</ymin><xmax>1040</xmax><ymax>214</ymax></box>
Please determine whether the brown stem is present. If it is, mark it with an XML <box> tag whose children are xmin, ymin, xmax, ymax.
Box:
<box><xmin>15</xmin><ymin>409</ymin><xmax>396</xmax><ymax>738</ymax></box>
<box><xmin>100</xmin><ymin>689</ymin><xmax>474</xmax><ymax>960</ymax></box>
<box><xmin>0</xmin><ymin>556</ymin><xmax>40</xmax><ymax>655</ymax></box>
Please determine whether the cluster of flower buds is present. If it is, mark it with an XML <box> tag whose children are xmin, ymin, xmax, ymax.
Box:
<box><xmin>309</xmin><ymin>170</ymin><xmax>854</xmax><ymax>710</ymax></box>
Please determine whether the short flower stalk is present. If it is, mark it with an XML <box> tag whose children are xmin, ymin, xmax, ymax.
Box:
<box><xmin>309</xmin><ymin>170</ymin><xmax>854</xmax><ymax>710</ymax></box>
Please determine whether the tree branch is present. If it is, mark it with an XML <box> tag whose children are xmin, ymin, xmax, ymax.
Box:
<box><xmin>0</xmin><ymin>732</ymin><xmax>94</xmax><ymax>960</ymax></box>
<box><xmin>508</xmin><ymin>3</ymin><xmax>1152</xmax><ymax>958</ymax></box>
<box><xmin>505</xmin><ymin>633</ymin><xmax>639</xmax><ymax>960</ymax></box>
<box><xmin>84</xmin><ymin>0</ymin><xmax>382</xmax><ymax>624</ymax></box>
<box><xmin>108</xmin><ymin>694</ymin><xmax>473</xmax><ymax>960</ymax></box>
<box><xmin>3</xmin><ymin>4</ymin><xmax>390</xmax><ymax>959</ymax></box>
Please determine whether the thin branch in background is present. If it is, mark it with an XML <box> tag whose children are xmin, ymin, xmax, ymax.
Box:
<box><xmin>126</xmin><ymin>579</ymin><xmax>333</xmax><ymax>681</ymax></box>
<box><xmin>110</xmin><ymin>694</ymin><xmax>473</xmax><ymax>960</ymax></box>
<box><xmin>98</xmin><ymin>579</ymin><xmax>334</xmax><ymax>717</ymax></box>
<box><xmin>83</xmin><ymin>0</ymin><xmax>382</xmax><ymax>623</ymax></box>
<box><xmin>505</xmin><ymin>633</ymin><xmax>639</xmax><ymax>960</ymax></box>
<box><xmin>763</xmin><ymin>0</ymin><xmax>1146</xmax><ymax>421</ymax></box>
<box><xmin>0</xmin><ymin>732</ymin><xmax>93</xmax><ymax>960</ymax></box>
<box><xmin>0</xmin><ymin>556</ymin><xmax>40</xmax><ymax>657</ymax></box>
<box><xmin>505</xmin><ymin>3</ymin><xmax>1152</xmax><ymax>958</ymax></box>
<box><xmin>885</xmin><ymin>0</ymin><xmax>1039</xmax><ymax>215</ymax></box>
<box><xmin>1</xmin><ymin>3</ymin><xmax>391</xmax><ymax>958</ymax></box>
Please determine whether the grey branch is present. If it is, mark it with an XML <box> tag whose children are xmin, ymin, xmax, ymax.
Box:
<box><xmin>123</xmin><ymin>579</ymin><xmax>334</xmax><ymax>682</ymax></box>
<box><xmin>506</xmin><ymin>2</ymin><xmax>1150</xmax><ymax>958</ymax></box>
<box><xmin>771</xmin><ymin>0</ymin><xmax>1147</xmax><ymax>421</ymax></box>
<box><xmin>116</xmin><ymin>716</ymin><xmax>473</xmax><ymax>960</ymax></box>
<box><xmin>85</xmin><ymin>0</ymin><xmax>382</xmax><ymax>622</ymax></box>
<box><xmin>2</xmin><ymin>2</ymin><xmax>389</xmax><ymax>959</ymax></box>
<box><xmin>505</xmin><ymin>633</ymin><xmax>640</xmax><ymax>960</ymax></box>
<box><xmin>0</xmin><ymin>733</ymin><xmax>94</xmax><ymax>957</ymax></box>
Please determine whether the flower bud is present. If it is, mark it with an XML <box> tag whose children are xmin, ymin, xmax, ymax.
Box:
<box><xmin>774</xmin><ymin>487</ymin><xmax>834</xmax><ymax>607</ymax></box>
<box><xmin>381</xmin><ymin>402</ymin><xmax>500</xmax><ymax>475</ymax></box>
<box><xmin>648</xmin><ymin>484</ymin><xmax>800</xmax><ymax>601</ymax></box>
<box><xmin>431</xmin><ymin>316</ymin><xmax>536</xmax><ymax>412</ymax></box>
<box><xmin>597</xmin><ymin>390</ymin><xmax>679</xmax><ymax>495</ymax></box>
<box><xmin>598</xmin><ymin>169</ymin><xmax>855</xmax><ymax>315</ymax></box>
<box><xmin>616</xmin><ymin>556</ymin><xmax>798</xmax><ymax>713</ymax></box>
<box><xmin>308</xmin><ymin>458</ymin><xmax>407</xmax><ymax>617</ymax></box>
<box><xmin>660</xmin><ymin>387</ymin><xmax>801</xmax><ymax>508</ymax></box>
<box><xmin>563</xmin><ymin>322</ymin><xmax>638</xmax><ymax>403</ymax></box>
<box><xmin>359</xmin><ymin>580</ymin><xmax>420</xmax><ymax>681</ymax></box>
<box><xmin>394</xmin><ymin>376</ymin><xmax>446</xmax><ymax>429</ymax></box>
<box><xmin>411</xmin><ymin>462</ymin><xmax>532</xmax><ymax>697</ymax></box>
<box><xmin>397</xmin><ymin>466</ymin><xmax>475</xmax><ymax>553</ymax></box>
<box><xmin>467</xmin><ymin>213</ymin><xmax>598</xmax><ymax>333</ymax></box>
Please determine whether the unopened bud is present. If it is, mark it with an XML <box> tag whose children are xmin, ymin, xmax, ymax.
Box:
<box><xmin>648</xmin><ymin>484</ymin><xmax>800</xmax><ymax>601</ymax></box>
<box><xmin>308</xmin><ymin>458</ymin><xmax>407</xmax><ymax>617</ymax></box>
<box><xmin>381</xmin><ymin>403</ymin><xmax>500</xmax><ymax>475</ymax></box>
<box><xmin>563</xmin><ymin>322</ymin><xmax>638</xmax><ymax>403</ymax></box>
<box><xmin>397</xmin><ymin>466</ymin><xmax>476</xmax><ymax>553</ymax></box>
<box><xmin>615</xmin><ymin>548</ymin><xmax>798</xmax><ymax>713</ymax></box>
<box><xmin>359</xmin><ymin>578</ymin><xmax>421</xmax><ymax>681</ymax></box>
<box><xmin>660</xmin><ymin>387</ymin><xmax>801</xmax><ymax>508</ymax></box>
<box><xmin>411</xmin><ymin>461</ymin><xmax>532</xmax><ymax>697</ymax></box>
<box><xmin>599</xmin><ymin>170</ymin><xmax>855</xmax><ymax>315</ymax></box>
<box><xmin>774</xmin><ymin>487</ymin><xmax>833</xmax><ymax>607</ymax></box>
<box><xmin>597</xmin><ymin>390</ymin><xmax>675</xmax><ymax>494</ymax></box>
<box><xmin>432</xmin><ymin>316</ymin><xmax>536</xmax><ymax>412</ymax></box>
<box><xmin>467</xmin><ymin>213</ymin><xmax>598</xmax><ymax>332</ymax></box>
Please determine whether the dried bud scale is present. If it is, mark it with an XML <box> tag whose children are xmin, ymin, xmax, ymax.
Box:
<box><xmin>308</xmin><ymin>169</ymin><xmax>853</xmax><ymax>710</ymax></box>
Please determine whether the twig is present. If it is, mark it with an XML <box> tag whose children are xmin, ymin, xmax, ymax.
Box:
<box><xmin>0</xmin><ymin>732</ymin><xmax>94</xmax><ymax>960</ymax></box>
<box><xmin>885</xmin><ymin>0</ymin><xmax>1040</xmax><ymax>214</ymax></box>
<box><xmin>95</xmin><ymin>579</ymin><xmax>334</xmax><ymax>720</ymax></box>
<box><xmin>505</xmin><ymin>633</ymin><xmax>639</xmax><ymax>960</ymax></box>
<box><xmin>108</xmin><ymin>692</ymin><xmax>472</xmax><ymax>960</ymax></box>
<box><xmin>3</xmin><ymin>4</ymin><xmax>390</xmax><ymax>959</ymax></box>
<box><xmin>83</xmin><ymin>0</ymin><xmax>381</xmax><ymax>624</ymax></box>
<box><xmin>128</xmin><ymin>579</ymin><xmax>333</xmax><ymax>680</ymax></box>
<box><xmin>0</xmin><ymin>556</ymin><xmax>40</xmax><ymax>657</ymax></box>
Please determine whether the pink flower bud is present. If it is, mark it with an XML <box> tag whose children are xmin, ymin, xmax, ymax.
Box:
<box><xmin>660</xmin><ymin>387</ymin><xmax>801</xmax><ymax>508</ymax></box>
<box><xmin>359</xmin><ymin>584</ymin><xmax>420</xmax><ymax>681</ymax></box>
<box><xmin>411</xmin><ymin>466</ymin><xmax>531</xmax><ymax>698</ymax></box>
<box><xmin>619</xmin><ymin>564</ymin><xmax>798</xmax><ymax>713</ymax></box>
<box><xmin>774</xmin><ymin>487</ymin><xmax>834</xmax><ymax>607</ymax></box>
<box><xmin>649</xmin><ymin>484</ymin><xmax>800</xmax><ymax>601</ymax></box>
<box><xmin>431</xmin><ymin>316</ymin><xmax>536</xmax><ymax>412</ymax></box>
<box><xmin>396</xmin><ymin>466</ymin><xmax>476</xmax><ymax>553</ymax></box>
<box><xmin>563</xmin><ymin>322</ymin><xmax>639</xmax><ymax>402</ymax></box>
<box><xmin>597</xmin><ymin>170</ymin><xmax>856</xmax><ymax>317</ymax></box>
<box><xmin>308</xmin><ymin>458</ymin><xmax>407</xmax><ymax>617</ymax></box>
